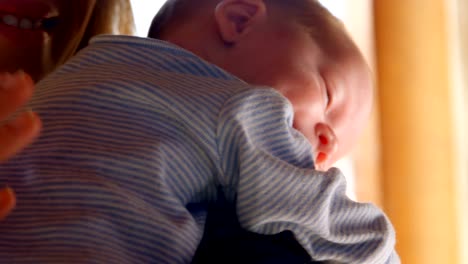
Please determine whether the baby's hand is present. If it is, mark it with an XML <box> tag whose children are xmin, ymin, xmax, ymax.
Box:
<box><xmin>0</xmin><ymin>71</ymin><xmax>41</xmax><ymax>161</ymax></box>
<box><xmin>0</xmin><ymin>187</ymin><xmax>15</xmax><ymax>220</ymax></box>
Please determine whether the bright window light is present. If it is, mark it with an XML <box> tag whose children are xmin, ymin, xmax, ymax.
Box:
<box><xmin>319</xmin><ymin>0</ymin><xmax>346</xmax><ymax>20</ymax></box>
<box><xmin>130</xmin><ymin>0</ymin><xmax>166</xmax><ymax>36</ymax></box>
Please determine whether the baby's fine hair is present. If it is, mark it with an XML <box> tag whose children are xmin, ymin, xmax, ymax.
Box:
<box><xmin>147</xmin><ymin>0</ymin><xmax>343</xmax><ymax>45</ymax></box>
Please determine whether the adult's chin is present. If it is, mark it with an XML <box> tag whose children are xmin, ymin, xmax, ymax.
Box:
<box><xmin>0</xmin><ymin>39</ymin><xmax>54</xmax><ymax>82</ymax></box>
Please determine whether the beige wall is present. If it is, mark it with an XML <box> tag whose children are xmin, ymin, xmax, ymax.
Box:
<box><xmin>338</xmin><ymin>0</ymin><xmax>383</xmax><ymax>206</ymax></box>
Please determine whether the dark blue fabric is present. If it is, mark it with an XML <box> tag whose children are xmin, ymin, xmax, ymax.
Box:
<box><xmin>192</xmin><ymin>189</ymin><xmax>319</xmax><ymax>264</ymax></box>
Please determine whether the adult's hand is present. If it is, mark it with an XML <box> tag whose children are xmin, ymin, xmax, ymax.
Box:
<box><xmin>0</xmin><ymin>71</ymin><xmax>42</xmax><ymax>219</ymax></box>
<box><xmin>0</xmin><ymin>71</ymin><xmax>41</xmax><ymax>161</ymax></box>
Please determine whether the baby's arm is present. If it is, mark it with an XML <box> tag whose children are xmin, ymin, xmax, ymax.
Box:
<box><xmin>216</xmin><ymin>88</ymin><xmax>399</xmax><ymax>264</ymax></box>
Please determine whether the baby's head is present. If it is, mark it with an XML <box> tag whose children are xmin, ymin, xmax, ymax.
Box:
<box><xmin>149</xmin><ymin>0</ymin><xmax>373</xmax><ymax>170</ymax></box>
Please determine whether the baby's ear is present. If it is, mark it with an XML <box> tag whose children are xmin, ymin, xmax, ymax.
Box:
<box><xmin>214</xmin><ymin>0</ymin><xmax>267</xmax><ymax>44</ymax></box>
<box><xmin>314</xmin><ymin>123</ymin><xmax>337</xmax><ymax>170</ymax></box>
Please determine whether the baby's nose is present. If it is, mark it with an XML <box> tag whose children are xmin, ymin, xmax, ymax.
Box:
<box><xmin>314</xmin><ymin>123</ymin><xmax>338</xmax><ymax>169</ymax></box>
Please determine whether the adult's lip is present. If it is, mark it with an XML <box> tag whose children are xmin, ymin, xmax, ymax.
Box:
<box><xmin>0</xmin><ymin>0</ymin><xmax>59</xmax><ymax>31</ymax></box>
<box><xmin>0</xmin><ymin>0</ymin><xmax>59</xmax><ymax>45</ymax></box>
<box><xmin>0</xmin><ymin>0</ymin><xmax>59</xmax><ymax>20</ymax></box>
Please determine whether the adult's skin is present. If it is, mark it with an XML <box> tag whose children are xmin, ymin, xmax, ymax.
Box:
<box><xmin>0</xmin><ymin>0</ymin><xmax>134</xmax><ymax>219</ymax></box>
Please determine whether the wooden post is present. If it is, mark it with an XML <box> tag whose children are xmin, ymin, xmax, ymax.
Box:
<box><xmin>374</xmin><ymin>1</ymin><xmax>459</xmax><ymax>263</ymax></box>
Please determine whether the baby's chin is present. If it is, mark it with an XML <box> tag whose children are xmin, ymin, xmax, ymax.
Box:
<box><xmin>314</xmin><ymin>154</ymin><xmax>328</xmax><ymax>171</ymax></box>
<box><xmin>315</xmin><ymin>161</ymin><xmax>333</xmax><ymax>171</ymax></box>
<box><xmin>314</xmin><ymin>153</ymin><xmax>342</xmax><ymax>171</ymax></box>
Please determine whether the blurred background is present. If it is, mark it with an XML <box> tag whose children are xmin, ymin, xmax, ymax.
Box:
<box><xmin>129</xmin><ymin>0</ymin><xmax>468</xmax><ymax>263</ymax></box>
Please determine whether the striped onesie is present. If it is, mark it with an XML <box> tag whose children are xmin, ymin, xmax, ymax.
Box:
<box><xmin>0</xmin><ymin>35</ymin><xmax>399</xmax><ymax>263</ymax></box>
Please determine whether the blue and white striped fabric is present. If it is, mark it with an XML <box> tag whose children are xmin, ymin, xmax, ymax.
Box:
<box><xmin>0</xmin><ymin>35</ymin><xmax>398</xmax><ymax>263</ymax></box>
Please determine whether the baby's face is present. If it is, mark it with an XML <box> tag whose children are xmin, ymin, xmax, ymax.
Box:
<box><xmin>287</xmin><ymin>38</ymin><xmax>372</xmax><ymax>169</ymax></box>
<box><xmin>233</xmin><ymin>22</ymin><xmax>373</xmax><ymax>169</ymax></box>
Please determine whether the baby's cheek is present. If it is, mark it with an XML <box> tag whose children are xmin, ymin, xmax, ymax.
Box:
<box><xmin>292</xmin><ymin>111</ymin><xmax>317</xmax><ymax>149</ymax></box>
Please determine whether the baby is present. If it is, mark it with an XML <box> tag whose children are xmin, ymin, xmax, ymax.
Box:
<box><xmin>0</xmin><ymin>0</ymin><xmax>398</xmax><ymax>263</ymax></box>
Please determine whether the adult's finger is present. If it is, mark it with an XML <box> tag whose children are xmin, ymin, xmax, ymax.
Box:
<box><xmin>0</xmin><ymin>71</ymin><xmax>35</xmax><ymax>121</ymax></box>
<box><xmin>0</xmin><ymin>187</ymin><xmax>16</xmax><ymax>220</ymax></box>
<box><xmin>0</xmin><ymin>111</ymin><xmax>41</xmax><ymax>162</ymax></box>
